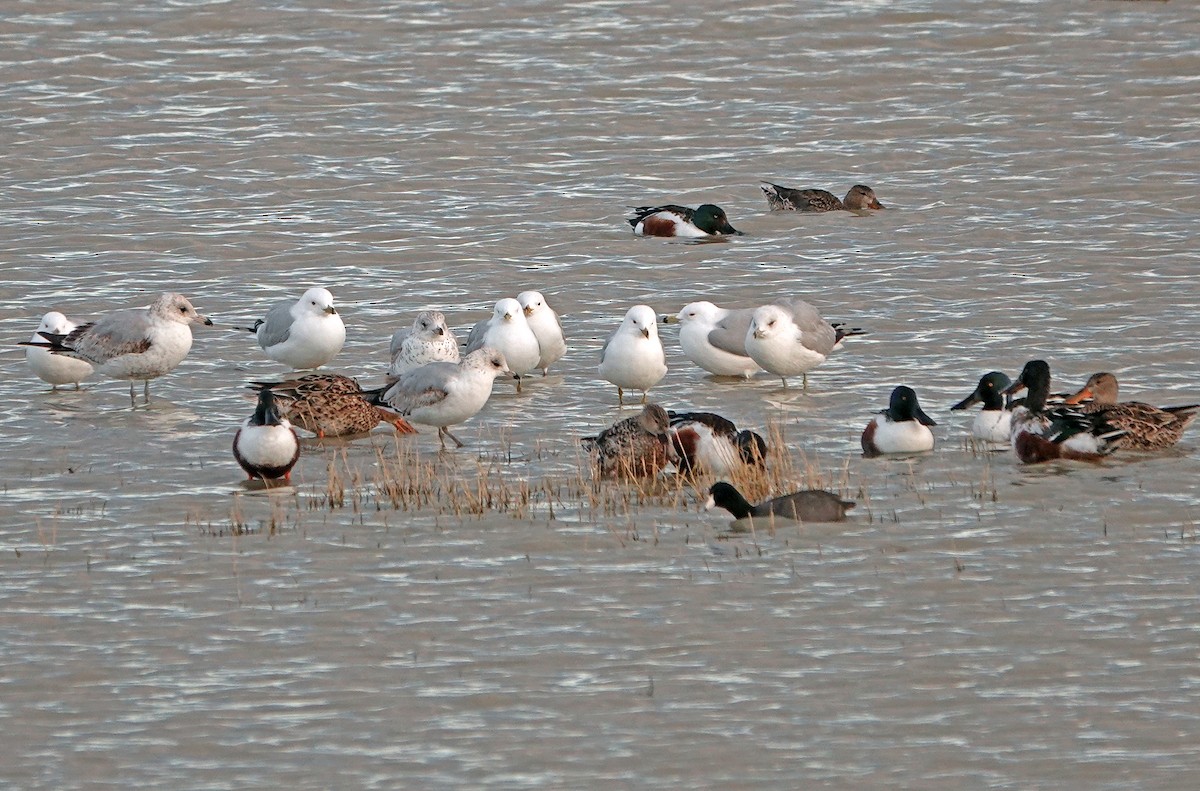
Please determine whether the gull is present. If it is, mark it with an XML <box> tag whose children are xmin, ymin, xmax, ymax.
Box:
<box><xmin>377</xmin><ymin>347</ymin><xmax>512</xmax><ymax>448</ymax></box>
<box><xmin>247</xmin><ymin>373</ymin><xmax>418</xmax><ymax>439</ymax></box>
<box><xmin>861</xmin><ymin>386</ymin><xmax>937</xmax><ymax>458</ymax></box>
<box><xmin>389</xmin><ymin>310</ymin><xmax>459</xmax><ymax>379</ymax></box>
<box><xmin>464</xmin><ymin>298</ymin><xmax>541</xmax><ymax>391</ymax></box>
<box><xmin>233</xmin><ymin>388</ymin><xmax>301</xmax><ymax>483</ymax></box>
<box><xmin>663</xmin><ymin>301</ymin><xmax>760</xmax><ymax>379</ymax></box>
<box><xmin>517</xmin><ymin>290</ymin><xmax>567</xmax><ymax>376</ymax></box>
<box><xmin>25</xmin><ymin>311</ymin><xmax>94</xmax><ymax>389</ymax></box>
<box><xmin>21</xmin><ymin>292</ymin><xmax>212</xmax><ymax>402</ymax></box>
<box><xmin>598</xmin><ymin>305</ymin><xmax>667</xmax><ymax>404</ymax></box>
<box><xmin>235</xmin><ymin>287</ymin><xmax>345</xmax><ymax>370</ymax></box>
<box><xmin>744</xmin><ymin>298</ymin><xmax>839</xmax><ymax>390</ymax></box>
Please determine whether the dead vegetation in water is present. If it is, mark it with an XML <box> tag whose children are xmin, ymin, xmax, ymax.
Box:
<box><xmin>287</xmin><ymin>418</ymin><xmax>867</xmax><ymax>528</ymax></box>
<box><xmin>203</xmin><ymin>417</ymin><xmax>1043</xmax><ymax>537</ymax></box>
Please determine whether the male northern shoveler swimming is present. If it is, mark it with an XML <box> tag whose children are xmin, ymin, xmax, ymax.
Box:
<box><xmin>1002</xmin><ymin>361</ymin><xmax>1125</xmax><ymax>464</ymax></box>
<box><xmin>1063</xmin><ymin>372</ymin><xmax>1198</xmax><ymax>452</ymax></box>
<box><xmin>628</xmin><ymin>204</ymin><xmax>743</xmax><ymax>238</ymax></box>
<box><xmin>233</xmin><ymin>389</ymin><xmax>301</xmax><ymax>483</ymax></box>
<box><xmin>761</xmin><ymin>182</ymin><xmax>885</xmax><ymax>212</ymax></box>
<box><xmin>667</xmin><ymin>411</ymin><xmax>767</xmax><ymax>478</ymax></box>
<box><xmin>950</xmin><ymin>371</ymin><xmax>1013</xmax><ymax>446</ymax></box>
<box><xmin>861</xmin><ymin>386</ymin><xmax>937</xmax><ymax>458</ymax></box>
<box><xmin>248</xmin><ymin>373</ymin><xmax>417</xmax><ymax>439</ymax></box>
<box><xmin>582</xmin><ymin>403</ymin><xmax>673</xmax><ymax>479</ymax></box>
<box><xmin>705</xmin><ymin>481</ymin><xmax>855</xmax><ymax>524</ymax></box>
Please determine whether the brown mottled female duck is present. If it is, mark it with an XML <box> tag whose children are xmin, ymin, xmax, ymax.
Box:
<box><xmin>761</xmin><ymin>182</ymin><xmax>885</xmax><ymax>212</ymax></box>
<box><xmin>1064</xmin><ymin>372</ymin><xmax>1198</xmax><ymax>451</ymax></box>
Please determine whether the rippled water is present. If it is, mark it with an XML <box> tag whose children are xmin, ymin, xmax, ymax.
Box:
<box><xmin>2</xmin><ymin>0</ymin><xmax>1199</xmax><ymax>787</ymax></box>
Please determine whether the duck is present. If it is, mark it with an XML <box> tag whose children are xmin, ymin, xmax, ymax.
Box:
<box><xmin>233</xmin><ymin>389</ymin><xmax>301</xmax><ymax>483</ymax></box>
<box><xmin>582</xmin><ymin>404</ymin><xmax>673</xmax><ymax>479</ymax></box>
<box><xmin>760</xmin><ymin>182</ymin><xmax>885</xmax><ymax>212</ymax></box>
<box><xmin>705</xmin><ymin>482</ymin><xmax>855</xmax><ymax>524</ymax></box>
<box><xmin>1063</xmin><ymin>372</ymin><xmax>1198</xmax><ymax>451</ymax></box>
<box><xmin>247</xmin><ymin>373</ymin><xmax>417</xmax><ymax>439</ymax></box>
<box><xmin>1002</xmin><ymin>360</ymin><xmax>1125</xmax><ymax>464</ymax></box>
<box><xmin>949</xmin><ymin>371</ymin><xmax>1013</xmax><ymax>445</ymax></box>
<box><xmin>861</xmin><ymin>386</ymin><xmax>937</xmax><ymax>458</ymax></box>
<box><xmin>628</xmin><ymin>204</ymin><xmax>743</xmax><ymax>238</ymax></box>
<box><xmin>667</xmin><ymin>411</ymin><xmax>767</xmax><ymax>478</ymax></box>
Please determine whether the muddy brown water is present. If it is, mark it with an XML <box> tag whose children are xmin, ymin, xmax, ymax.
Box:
<box><xmin>2</xmin><ymin>1</ymin><xmax>1199</xmax><ymax>788</ymax></box>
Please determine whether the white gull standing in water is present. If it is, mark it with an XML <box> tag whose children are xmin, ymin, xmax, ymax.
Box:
<box><xmin>21</xmin><ymin>292</ymin><xmax>212</xmax><ymax>402</ymax></box>
<box><xmin>235</xmin><ymin>287</ymin><xmax>345</xmax><ymax>370</ymax></box>
<box><xmin>744</xmin><ymin>298</ymin><xmax>838</xmax><ymax>390</ymax></box>
<box><xmin>464</xmin><ymin>298</ymin><xmax>541</xmax><ymax>391</ymax></box>
<box><xmin>598</xmin><ymin>304</ymin><xmax>667</xmax><ymax>405</ymax></box>
<box><xmin>517</xmin><ymin>290</ymin><xmax>567</xmax><ymax>376</ymax></box>
<box><xmin>389</xmin><ymin>310</ymin><xmax>459</xmax><ymax>379</ymax></box>
<box><xmin>25</xmin><ymin>311</ymin><xmax>94</xmax><ymax>389</ymax></box>
<box><xmin>377</xmin><ymin>347</ymin><xmax>513</xmax><ymax>448</ymax></box>
<box><xmin>663</xmin><ymin>301</ymin><xmax>760</xmax><ymax>379</ymax></box>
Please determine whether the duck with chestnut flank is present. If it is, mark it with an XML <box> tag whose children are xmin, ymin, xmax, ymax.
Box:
<box><xmin>862</xmin><ymin>386</ymin><xmax>937</xmax><ymax>458</ymax></box>
<box><xmin>628</xmin><ymin>204</ymin><xmax>743</xmax><ymax>238</ymax></box>
<box><xmin>233</xmin><ymin>389</ymin><xmax>301</xmax><ymax>483</ymax></box>
<box><xmin>668</xmin><ymin>411</ymin><xmax>767</xmax><ymax>478</ymax></box>
<box><xmin>1002</xmin><ymin>361</ymin><xmax>1125</xmax><ymax>464</ymax></box>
